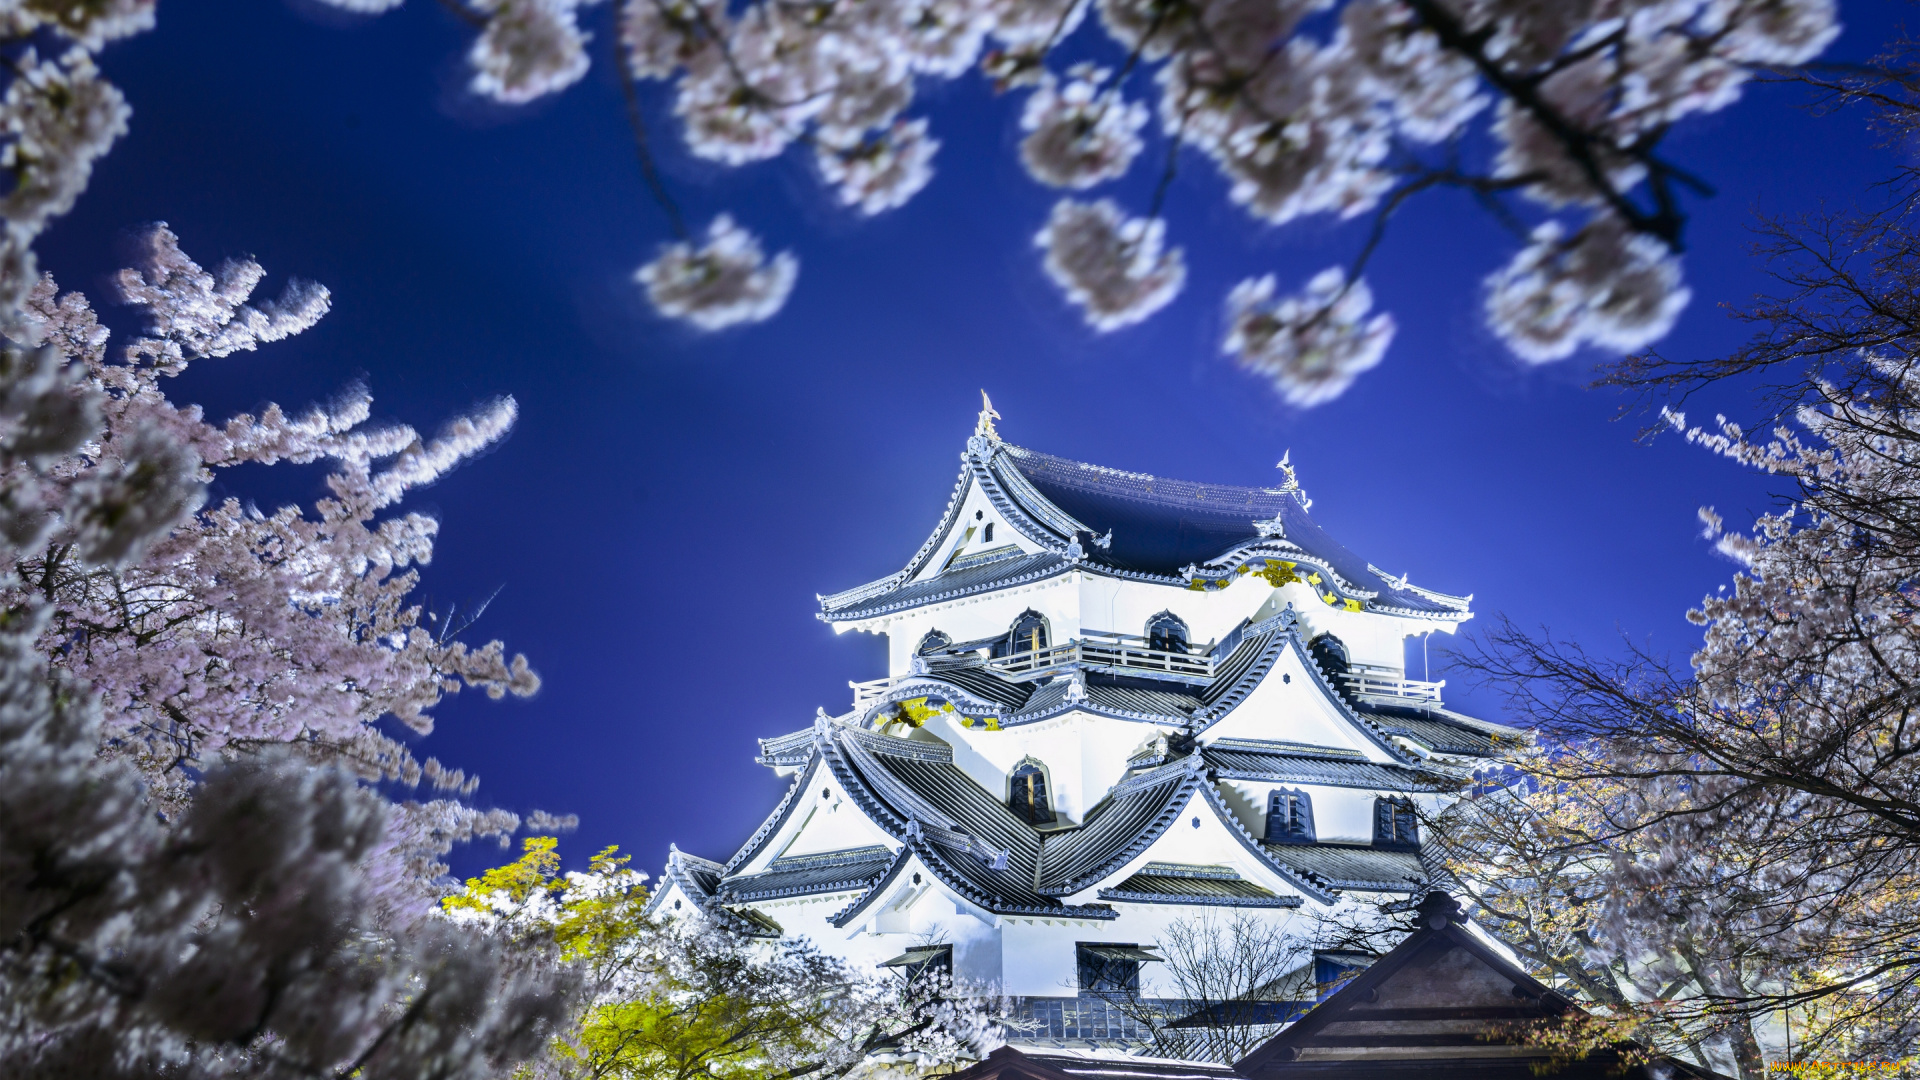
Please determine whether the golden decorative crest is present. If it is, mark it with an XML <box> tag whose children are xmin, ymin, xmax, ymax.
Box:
<box><xmin>976</xmin><ymin>389</ymin><xmax>1001</xmax><ymax>438</ymax></box>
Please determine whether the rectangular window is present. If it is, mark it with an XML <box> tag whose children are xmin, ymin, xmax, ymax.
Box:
<box><xmin>983</xmin><ymin>522</ymin><xmax>994</xmax><ymax>542</ymax></box>
<box><xmin>881</xmin><ymin>944</ymin><xmax>953</xmax><ymax>983</ymax></box>
<box><xmin>1374</xmin><ymin>797</ymin><xmax>1419</xmax><ymax>849</ymax></box>
<box><xmin>1075</xmin><ymin>943</ymin><xmax>1159</xmax><ymax>995</ymax></box>
<box><xmin>1266</xmin><ymin>789</ymin><xmax>1315</xmax><ymax>844</ymax></box>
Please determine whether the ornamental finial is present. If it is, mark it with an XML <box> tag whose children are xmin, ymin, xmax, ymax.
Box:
<box><xmin>1274</xmin><ymin>450</ymin><xmax>1311</xmax><ymax>508</ymax></box>
<box><xmin>1275</xmin><ymin>450</ymin><xmax>1298</xmax><ymax>491</ymax></box>
<box><xmin>976</xmin><ymin>390</ymin><xmax>1001</xmax><ymax>439</ymax></box>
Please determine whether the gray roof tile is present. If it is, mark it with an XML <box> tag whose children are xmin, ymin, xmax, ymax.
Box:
<box><xmin>757</xmin><ymin>727</ymin><xmax>815</xmax><ymax>768</ymax></box>
<box><xmin>1202</xmin><ymin>742</ymin><xmax>1435</xmax><ymax>791</ymax></box>
<box><xmin>823</xmin><ymin>551</ymin><xmax>1069</xmax><ymax>621</ymax></box>
<box><xmin>718</xmin><ymin>846</ymin><xmax>896</xmax><ymax>903</ymax></box>
<box><xmin>1098</xmin><ymin>868</ymin><xmax>1302</xmax><ymax>908</ymax></box>
<box><xmin>1261</xmin><ymin>843</ymin><xmax>1427</xmax><ymax>892</ymax></box>
<box><xmin>1037</xmin><ymin>762</ymin><xmax>1202</xmax><ymax>896</ymax></box>
<box><xmin>1372</xmin><ymin>715</ymin><xmax>1503</xmax><ymax>757</ymax></box>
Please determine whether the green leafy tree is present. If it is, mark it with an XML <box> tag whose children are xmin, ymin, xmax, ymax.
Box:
<box><xmin>447</xmin><ymin>838</ymin><xmax>1009</xmax><ymax>1080</ymax></box>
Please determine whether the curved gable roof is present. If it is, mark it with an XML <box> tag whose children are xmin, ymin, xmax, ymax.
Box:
<box><xmin>820</xmin><ymin>435</ymin><xmax>1469</xmax><ymax>622</ymax></box>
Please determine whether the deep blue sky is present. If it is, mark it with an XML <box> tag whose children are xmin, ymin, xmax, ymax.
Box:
<box><xmin>40</xmin><ymin>0</ymin><xmax>1909</xmax><ymax>878</ymax></box>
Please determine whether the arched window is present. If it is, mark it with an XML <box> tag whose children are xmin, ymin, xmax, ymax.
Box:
<box><xmin>1145</xmin><ymin>611</ymin><xmax>1189</xmax><ymax>653</ymax></box>
<box><xmin>916</xmin><ymin>629</ymin><xmax>953</xmax><ymax>656</ymax></box>
<box><xmin>1266</xmin><ymin>788</ymin><xmax>1315</xmax><ymax>845</ymax></box>
<box><xmin>1309</xmin><ymin>633</ymin><xmax>1351</xmax><ymax>678</ymax></box>
<box><xmin>996</xmin><ymin>610</ymin><xmax>1050</xmax><ymax>657</ymax></box>
<box><xmin>1374</xmin><ymin>797</ymin><xmax>1419</xmax><ymax>849</ymax></box>
<box><xmin>1008</xmin><ymin>760</ymin><xmax>1056</xmax><ymax>825</ymax></box>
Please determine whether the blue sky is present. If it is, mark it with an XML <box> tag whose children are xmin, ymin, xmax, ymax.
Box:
<box><xmin>41</xmin><ymin>0</ymin><xmax>1909</xmax><ymax>877</ymax></box>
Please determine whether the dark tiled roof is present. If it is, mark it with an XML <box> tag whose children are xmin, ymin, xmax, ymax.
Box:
<box><xmin>1082</xmin><ymin>678</ymin><xmax>1202</xmax><ymax>718</ymax></box>
<box><xmin>1020</xmin><ymin>1051</ymin><xmax>1243</xmax><ymax>1080</ymax></box>
<box><xmin>1202</xmin><ymin>742</ymin><xmax>1432</xmax><ymax>791</ymax></box>
<box><xmin>905</xmin><ymin>668</ymin><xmax>1201</xmax><ymax>726</ymax></box>
<box><xmin>1098</xmin><ymin>865</ymin><xmax>1302</xmax><ymax>908</ymax></box>
<box><xmin>1261</xmin><ymin>843</ymin><xmax>1427</xmax><ymax>893</ymax></box>
<box><xmin>1372</xmin><ymin>714</ymin><xmax>1503</xmax><ymax>757</ymax></box>
<box><xmin>996</xmin><ymin>445</ymin><xmax>1464</xmax><ymax>614</ymax></box>
<box><xmin>997</xmin><ymin>446</ymin><xmax>1291</xmax><ymax>577</ymax></box>
<box><xmin>927</xmin><ymin>665</ymin><xmax>1034</xmax><ymax>710</ymax></box>
<box><xmin>718</xmin><ymin>846</ymin><xmax>896</xmax><ymax>903</ymax></box>
<box><xmin>1200</xmin><ymin>627</ymin><xmax>1281</xmax><ymax>708</ymax></box>
<box><xmin>757</xmin><ymin>727</ymin><xmax>815</xmax><ymax>768</ymax></box>
<box><xmin>864</xmin><ymin>752</ymin><xmax>1059</xmax><ymax>910</ymax></box>
<box><xmin>823</xmin><ymin>550</ymin><xmax>1069</xmax><ymax>621</ymax></box>
<box><xmin>668</xmin><ymin>849</ymin><xmax>723</xmax><ymax>899</ymax></box>
<box><xmin>786</xmin><ymin>727</ymin><xmax>1115</xmax><ymax>920</ymax></box>
<box><xmin>1037</xmin><ymin>762</ymin><xmax>1202</xmax><ymax>896</ymax></box>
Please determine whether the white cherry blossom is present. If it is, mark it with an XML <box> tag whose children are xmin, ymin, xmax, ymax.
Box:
<box><xmin>637</xmin><ymin>214</ymin><xmax>799</xmax><ymax>329</ymax></box>
<box><xmin>0</xmin><ymin>50</ymin><xmax>129</xmax><ymax>237</ymax></box>
<box><xmin>817</xmin><ymin>118</ymin><xmax>940</xmax><ymax>214</ymax></box>
<box><xmin>467</xmin><ymin>0</ymin><xmax>598</xmax><ymax>105</ymax></box>
<box><xmin>1035</xmin><ymin>197</ymin><xmax>1185</xmax><ymax>330</ymax></box>
<box><xmin>621</xmin><ymin>0</ymin><xmax>728</xmax><ymax>79</ymax></box>
<box><xmin>1484</xmin><ymin>217</ymin><xmax>1691</xmax><ymax>364</ymax></box>
<box><xmin>1223</xmin><ymin>267</ymin><xmax>1394</xmax><ymax>407</ymax></box>
<box><xmin>1019</xmin><ymin>64</ymin><xmax>1147</xmax><ymax>189</ymax></box>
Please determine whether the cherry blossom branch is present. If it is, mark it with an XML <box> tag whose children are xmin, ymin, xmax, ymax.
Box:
<box><xmin>613</xmin><ymin>31</ymin><xmax>691</xmax><ymax>240</ymax></box>
<box><xmin>1402</xmin><ymin>0</ymin><xmax>1701</xmax><ymax>248</ymax></box>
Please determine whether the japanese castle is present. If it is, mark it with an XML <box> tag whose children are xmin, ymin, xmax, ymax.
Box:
<box><xmin>649</xmin><ymin>398</ymin><xmax>1515</xmax><ymax>1045</ymax></box>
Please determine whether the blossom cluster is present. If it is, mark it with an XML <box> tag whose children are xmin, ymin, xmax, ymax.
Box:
<box><xmin>24</xmin><ymin>230</ymin><xmax>541</xmax><ymax>885</ymax></box>
<box><xmin>300</xmin><ymin>0</ymin><xmax>1836</xmax><ymax>402</ymax></box>
<box><xmin>0</xmin><ymin>227</ymin><xmax>572</xmax><ymax>1073</ymax></box>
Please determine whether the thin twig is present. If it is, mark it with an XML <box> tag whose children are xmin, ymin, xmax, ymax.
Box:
<box><xmin>614</xmin><ymin>35</ymin><xmax>692</xmax><ymax>239</ymax></box>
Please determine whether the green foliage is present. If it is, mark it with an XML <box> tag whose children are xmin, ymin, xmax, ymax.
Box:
<box><xmin>447</xmin><ymin>839</ymin><xmax>1002</xmax><ymax>1080</ymax></box>
<box><xmin>444</xmin><ymin>836</ymin><xmax>564</xmax><ymax>916</ymax></box>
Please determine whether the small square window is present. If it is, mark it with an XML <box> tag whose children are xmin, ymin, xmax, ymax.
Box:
<box><xmin>1076</xmin><ymin>943</ymin><xmax>1156</xmax><ymax>994</ymax></box>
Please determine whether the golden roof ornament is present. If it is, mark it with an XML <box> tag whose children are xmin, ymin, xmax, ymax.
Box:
<box><xmin>975</xmin><ymin>389</ymin><xmax>1001</xmax><ymax>439</ymax></box>
<box><xmin>1273</xmin><ymin>450</ymin><xmax>1311</xmax><ymax>509</ymax></box>
<box><xmin>1275</xmin><ymin>450</ymin><xmax>1299</xmax><ymax>491</ymax></box>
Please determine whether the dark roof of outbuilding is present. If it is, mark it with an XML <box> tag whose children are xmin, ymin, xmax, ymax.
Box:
<box><xmin>952</xmin><ymin>1046</ymin><xmax>1242</xmax><ymax>1080</ymax></box>
<box><xmin>1236</xmin><ymin>892</ymin><xmax>1736</xmax><ymax>1080</ymax></box>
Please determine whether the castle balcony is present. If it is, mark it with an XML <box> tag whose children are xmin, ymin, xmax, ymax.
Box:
<box><xmin>1339</xmin><ymin>663</ymin><xmax>1444</xmax><ymax>707</ymax></box>
<box><xmin>987</xmin><ymin>631</ymin><xmax>1214</xmax><ymax>684</ymax></box>
<box><xmin>849</xmin><ymin>632</ymin><xmax>1218</xmax><ymax>709</ymax></box>
<box><xmin>852</xmin><ymin>652</ymin><xmax>1444</xmax><ymax>713</ymax></box>
<box><xmin>850</xmin><ymin>676</ymin><xmax>892</xmax><ymax>709</ymax></box>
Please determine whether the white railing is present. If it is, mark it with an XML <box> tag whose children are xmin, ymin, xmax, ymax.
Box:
<box><xmin>1341</xmin><ymin>663</ymin><xmax>1443</xmax><ymax>705</ymax></box>
<box><xmin>987</xmin><ymin>631</ymin><xmax>1214</xmax><ymax>683</ymax></box>
<box><xmin>850</xmin><ymin>677</ymin><xmax>891</xmax><ymax>708</ymax></box>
